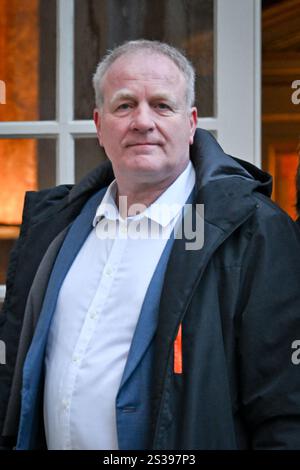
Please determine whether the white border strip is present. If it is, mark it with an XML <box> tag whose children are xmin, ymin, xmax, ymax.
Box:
<box><xmin>56</xmin><ymin>0</ymin><xmax>75</xmax><ymax>184</ymax></box>
<box><xmin>68</xmin><ymin>120</ymin><xmax>97</xmax><ymax>135</ymax></box>
<box><xmin>216</xmin><ymin>0</ymin><xmax>260</xmax><ymax>164</ymax></box>
<box><xmin>197</xmin><ymin>118</ymin><xmax>218</xmax><ymax>130</ymax></box>
<box><xmin>254</xmin><ymin>0</ymin><xmax>261</xmax><ymax>168</ymax></box>
<box><xmin>0</xmin><ymin>117</ymin><xmax>218</xmax><ymax>138</ymax></box>
<box><xmin>0</xmin><ymin>121</ymin><xmax>59</xmax><ymax>136</ymax></box>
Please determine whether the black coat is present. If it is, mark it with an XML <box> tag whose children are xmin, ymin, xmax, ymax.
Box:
<box><xmin>2</xmin><ymin>129</ymin><xmax>300</xmax><ymax>449</ymax></box>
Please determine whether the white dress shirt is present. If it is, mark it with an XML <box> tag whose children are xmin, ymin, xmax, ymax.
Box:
<box><xmin>44</xmin><ymin>161</ymin><xmax>195</xmax><ymax>450</ymax></box>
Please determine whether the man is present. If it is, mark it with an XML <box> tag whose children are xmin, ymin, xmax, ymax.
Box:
<box><xmin>1</xmin><ymin>39</ymin><xmax>300</xmax><ymax>450</ymax></box>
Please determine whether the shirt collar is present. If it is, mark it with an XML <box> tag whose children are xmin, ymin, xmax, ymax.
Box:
<box><xmin>93</xmin><ymin>161</ymin><xmax>195</xmax><ymax>228</ymax></box>
<box><xmin>93</xmin><ymin>180</ymin><xmax>119</xmax><ymax>226</ymax></box>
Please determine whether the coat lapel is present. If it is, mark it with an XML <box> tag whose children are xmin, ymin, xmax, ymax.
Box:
<box><xmin>16</xmin><ymin>188</ymin><xmax>106</xmax><ymax>449</ymax></box>
<box><xmin>119</xmin><ymin>234</ymin><xmax>176</xmax><ymax>389</ymax></box>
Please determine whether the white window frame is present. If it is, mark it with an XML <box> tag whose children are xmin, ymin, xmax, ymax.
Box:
<box><xmin>0</xmin><ymin>0</ymin><xmax>261</xmax><ymax>301</ymax></box>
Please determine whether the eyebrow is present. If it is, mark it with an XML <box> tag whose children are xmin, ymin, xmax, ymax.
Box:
<box><xmin>110</xmin><ymin>90</ymin><xmax>136</xmax><ymax>106</ymax></box>
<box><xmin>151</xmin><ymin>94</ymin><xmax>178</xmax><ymax>107</ymax></box>
<box><xmin>110</xmin><ymin>90</ymin><xmax>178</xmax><ymax>107</ymax></box>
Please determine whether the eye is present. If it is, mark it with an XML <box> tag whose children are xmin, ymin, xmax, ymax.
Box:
<box><xmin>156</xmin><ymin>103</ymin><xmax>171</xmax><ymax>110</ymax></box>
<box><xmin>116</xmin><ymin>103</ymin><xmax>131</xmax><ymax>110</ymax></box>
<box><xmin>154</xmin><ymin>102</ymin><xmax>174</xmax><ymax>113</ymax></box>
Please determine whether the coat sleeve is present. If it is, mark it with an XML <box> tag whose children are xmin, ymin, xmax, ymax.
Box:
<box><xmin>0</xmin><ymin>185</ymin><xmax>72</xmax><ymax>449</ymax></box>
<box><xmin>238</xmin><ymin>198</ymin><xmax>300</xmax><ymax>449</ymax></box>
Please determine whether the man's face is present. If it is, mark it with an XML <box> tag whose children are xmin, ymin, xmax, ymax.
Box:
<box><xmin>94</xmin><ymin>52</ymin><xmax>198</xmax><ymax>189</ymax></box>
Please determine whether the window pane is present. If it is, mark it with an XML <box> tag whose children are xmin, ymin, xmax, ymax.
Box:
<box><xmin>74</xmin><ymin>0</ymin><xmax>214</xmax><ymax>119</ymax></box>
<box><xmin>262</xmin><ymin>0</ymin><xmax>300</xmax><ymax>219</ymax></box>
<box><xmin>0</xmin><ymin>0</ymin><xmax>56</xmax><ymax>121</ymax></box>
<box><xmin>0</xmin><ymin>138</ymin><xmax>56</xmax><ymax>284</ymax></box>
<box><xmin>75</xmin><ymin>138</ymin><xmax>107</xmax><ymax>183</ymax></box>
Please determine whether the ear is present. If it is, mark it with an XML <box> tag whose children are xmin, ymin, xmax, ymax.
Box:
<box><xmin>188</xmin><ymin>107</ymin><xmax>198</xmax><ymax>145</ymax></box>
<box><xmin>93</xmin><ymin>108</ymin><xmax>104</xmax><ymax>146</ymax></box>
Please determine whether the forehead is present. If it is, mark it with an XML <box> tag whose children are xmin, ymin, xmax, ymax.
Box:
<box><xmin>102</xmin><ymin>51</ymin><xmax>186</xmax><ymax>97</ymax></box>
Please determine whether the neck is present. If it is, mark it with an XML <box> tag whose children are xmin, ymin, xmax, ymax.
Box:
<box><xmin>116</xmin><ymin>184</ymin><xmax>169</xmax><ymax>218</ymax></box>
<box><xmin>114</xmin><ymin>162</ymin><xmax>190</xmax><ymax>218</ymax></box>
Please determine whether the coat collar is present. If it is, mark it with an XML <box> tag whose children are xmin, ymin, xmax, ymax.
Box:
<box><xmin>64</xmin><ymin>128</ymin><xmax>270</xmax><ymax>236</ymax></box>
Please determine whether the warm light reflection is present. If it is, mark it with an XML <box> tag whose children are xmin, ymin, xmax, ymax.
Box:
<box><xmin>0</xmin><ymin>0</ymin><xmax>39</xmax><ymax>226</ymax></box>
<box><xmin>268</xmin><ymin>150</ymin><xmax>299</xmax><ymax>220</ymax></box>
<box><xmin>0</xmin><ymin>140</ymin><xmax>37</xmax><ymax>225</ymax></box>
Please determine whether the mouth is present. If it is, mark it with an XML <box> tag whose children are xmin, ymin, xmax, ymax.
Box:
<box><xmin>126</xmin><ymin>142</ymin><xmax>159</xmax><ymax>147</ymax></box>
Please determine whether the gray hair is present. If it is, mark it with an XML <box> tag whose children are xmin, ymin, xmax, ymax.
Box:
<box><xmin>92</xmin><ymin>39</ymin><xmax>195</xmax><ymax>109</ymax></box>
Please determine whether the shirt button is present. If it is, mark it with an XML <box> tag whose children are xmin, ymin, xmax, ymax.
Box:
<box><xmin>90</xmin><ymin>310</ymin><xmax>97</xmax><ymax>319</ymax></box>
<box><xmin>72</xmin><ymin>356</ymin><xmax>79</xmax><ymax>363</ymax></box>
<box><xmin>120</xmin><ymin>224</ymin><xmax>127</xmax><ymax>234</ymax></box>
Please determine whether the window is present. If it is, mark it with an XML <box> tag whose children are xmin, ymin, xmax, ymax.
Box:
<box><xmin>262</xmin><ymin>0</ymin><xmax>300</xmax><ymax>219</ymax></box>
<box><xmin>0</xmin><ymin>0</ymin><xmax>261</xmax><ymax>302</ymax></box>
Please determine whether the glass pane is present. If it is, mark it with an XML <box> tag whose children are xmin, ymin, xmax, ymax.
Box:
<box><xmin>0</xmin><ymin>138</ymin><xmax>56</xmax><ymax>284</ymax></box>
<box><xmin>262</xmin><ymin>0</ymin><xmax>300</xmax><ymax>220</ymax></box>
<box><xmin>75</xmin><ymin>138</ymin><xmax>107</xmax><ymax>183</ymax></box>
<box><xmin>75</xmin><ymin>0</ymin><xmax>214</xmax><ymax>119</ymax></box>
<box><xmin>0</xmin><ymin>0</ymin><xmax>56</xmax><ymax>121</ymax></box>
<box><xmin>272</xmin><ymin>151</ymin><xmax>298</xmax><ymax>220</ymax></box>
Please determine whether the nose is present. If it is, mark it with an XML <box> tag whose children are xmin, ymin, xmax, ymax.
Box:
<box><xmin>130</xmin><ymin>104</ymin><xmax>155</xmax><ymax>132</ymax></box>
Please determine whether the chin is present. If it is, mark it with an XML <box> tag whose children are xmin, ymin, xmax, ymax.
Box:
<box><xmin>126</xmin><ymin>156</ymin><xmax>163</xmax><ymax>172</ymax></box>
<box><xmin>121</xmin><ymin>161</ymin><xmax>163</xmax><ymax>177</ymax></box>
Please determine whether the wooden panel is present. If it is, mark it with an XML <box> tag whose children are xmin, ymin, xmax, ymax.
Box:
<box><xmin>262</xmin><ymin>0</ymin><xmax>300</xmax><ymax>52</ymax></box>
